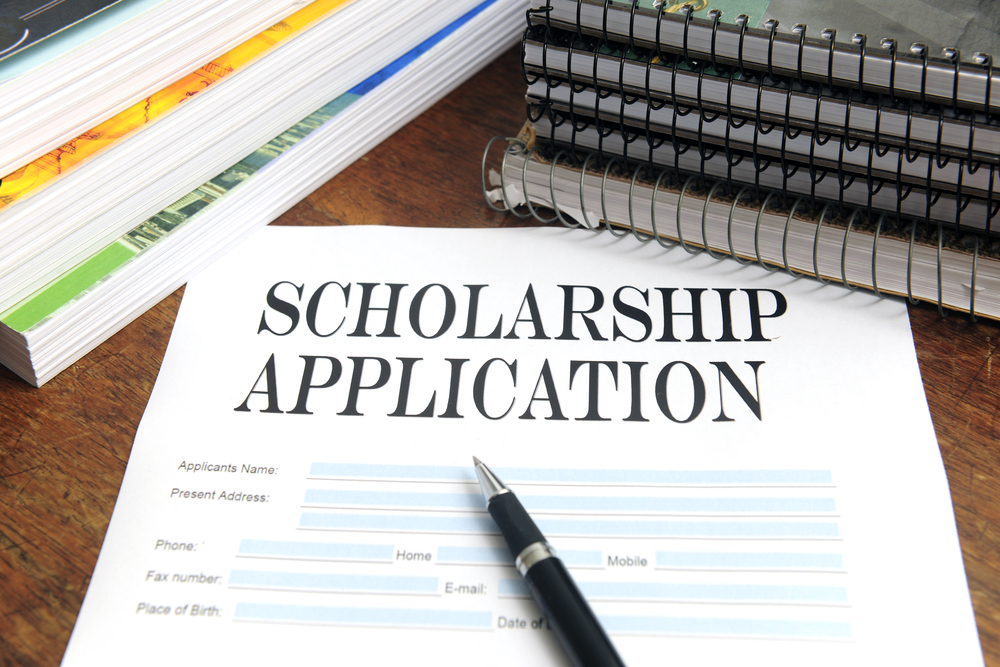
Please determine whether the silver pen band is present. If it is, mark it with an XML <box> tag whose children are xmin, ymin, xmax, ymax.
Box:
<box><xmin>515</xmin><ymin>541</ymin><xmax>557</xmax><ymax>576</ymax></box>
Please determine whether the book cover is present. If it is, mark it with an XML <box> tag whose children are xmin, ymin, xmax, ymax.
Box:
<box><xmin>0</xmin><ymin>0</ymin><xmax>125</xmax><ymax>61</ymax></box>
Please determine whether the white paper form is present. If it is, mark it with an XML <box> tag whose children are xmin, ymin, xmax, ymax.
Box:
<box><xmin>62</xmin><ymin>226</ymin><xmax>983</xmax><ymax>666</ymax></box>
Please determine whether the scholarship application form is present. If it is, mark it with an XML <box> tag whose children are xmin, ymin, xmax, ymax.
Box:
<box><xmin>61</xmin><ymin>226</ymin><xmax>983</xmax><ymax>666</ymax></box>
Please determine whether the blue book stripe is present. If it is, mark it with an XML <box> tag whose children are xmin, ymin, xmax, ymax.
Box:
<box><xmin>347</xmin><ymin>0</ymin><xmax>495</xmax><ymax>95</ymax></box>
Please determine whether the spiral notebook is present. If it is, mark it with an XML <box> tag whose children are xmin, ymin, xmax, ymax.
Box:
<box><xmin>485</xmin><ymin>1</ymin><xmax>1000</xmax><ymax>319</ymax></box>
<box><xmin>535</xmin><ymin>0</ymin><xmax>1000</xmax><ymax>109</ymax></box>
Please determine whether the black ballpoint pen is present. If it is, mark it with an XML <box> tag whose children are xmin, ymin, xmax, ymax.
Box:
<box><xmin>473</xmin><ymin>457</ymin><xmax>627</xmax><ymax>667</ymax></box>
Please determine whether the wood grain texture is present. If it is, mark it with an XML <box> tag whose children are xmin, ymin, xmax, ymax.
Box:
<box><xmin>910</xmin><ymin>304</ymin><xmax>1000</xmax><ymax>664</ymax></box>
<box><xmin>1</xmin><ymin>45</ymin><xmax>998</xmax><ymax>665</ymax></box>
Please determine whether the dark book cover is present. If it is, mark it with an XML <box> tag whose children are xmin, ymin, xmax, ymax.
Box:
<box><xmin>0</xmin><ymin>0</ymin><xmax>125</xmax><ymax>61</ymax></box>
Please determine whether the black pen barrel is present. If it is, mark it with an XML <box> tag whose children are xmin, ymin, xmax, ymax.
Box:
<box><xmin>525</xmin><ymin>557</ymin><xmax>626</xmax><ymax>667</ymax></box>
<box><xmin>488</xmin><ymin>491</ymin><xmax>546</xmax><ymax>558</ymax></box>
<box><xmin>487</xmin><ymin>491</ymin><xmax>626</xmax><ymax>667</ymax></box>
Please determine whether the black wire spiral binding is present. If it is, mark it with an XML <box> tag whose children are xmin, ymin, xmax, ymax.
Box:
<box><xmin>626</xmin><ymin>0</ymin><xmax>640</xmax><ymax>54</ymax></box>
<box><xmin>764</xmin><ymin>18</ymin><xmax>778</xmax><ymax>81</ymax></box>
<box><xmin>882</xmin><ymin>37</ymin><xmax>898</xmax><ymax>101</ymax></box>
<box><xmin>734</xmin><ymin>14</ymin><xmax>750</xmax><ymax>79</ymax></box>
<box><xmin>792</xmin><ymin>23</ymin><xmax>807</xmax><ymax>87</ymax></box>
<box><xmin>523</xmin><ymin>26</ymin><xmax>1000</xmax><ymax>166</ymax></box>
<box><xmin>599</xmin><ymin>0</ymin><xmax>614</xmax><ymax>52</ymax></box>
<box><xmin>528</xmin><ymin>4</ymin><xmax>1000</xmax><ymax>113</ymax></box>
<box><xmin>680</xmin><ymin>3</ymin><xmax>695</xmax><ymax>68</ymax></box>
<box><xmin>536</xmin><ymin>86</ymin><xmax>997</xmax><ymax>224</ymax></box>
<box><xmin>487</xmin><ymin>132</ymin><xmax>991</xmax><ymax>322</ymax></box>
<box><xmin>975</xmin><ymin>52</ymin><xmax>994</xmax><ymax>117</ymax></box>
<box><xmin>853</xmin><ymin>33</ymin><xmax>867</xmax><ymax>95</ymax></box>
<box><xmin>499</xmin><ymin>11</ymin><xmax>1000</xmax><ymax>320</ymax></box>
<box><xmin>707</xmin><ymin>8</ymin><xmax>722</xmax><ymax>72</ymax></box>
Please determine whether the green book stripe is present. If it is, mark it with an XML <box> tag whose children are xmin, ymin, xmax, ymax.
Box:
<box><xmin>2</xmin><ymin>242</ymin><xmax>137</xmax><ymax>332</ymax></box>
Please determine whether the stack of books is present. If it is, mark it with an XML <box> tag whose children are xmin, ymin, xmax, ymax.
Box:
<box><xmin>0</xmin><ymin>0</ymin><xmax>307</xmax><ymax>174</ymax></box>
<box><xmin>486</xmin><ymin>0</ymin><xmax>1000</xmax><ymax>320</ymax></box>
<box><xmin>0</xmin><ymin>0</ymin><xmax>524</xmax><ymax>386</ymax></box>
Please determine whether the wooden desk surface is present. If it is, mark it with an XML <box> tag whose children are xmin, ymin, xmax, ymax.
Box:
<box><xmin>2</xmin><ymin>46</ymin><xmax>999</xmax><ymax>666</ymax></box>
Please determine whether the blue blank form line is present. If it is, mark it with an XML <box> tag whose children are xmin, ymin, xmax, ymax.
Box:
<box><xmin>656</xmin><ymin>551</ymin><xmax>845</xmax><ymax>571</ymax></box>
<box><xmin>308</xmin><ymin>463</ymin><xmax>833</xmax><ymax>487</ymax></box>
<box><xmin>229</xmin><ymin>570</ymin><xmax>438</xmax><ymax>595</ymax></box>
<box><xmin>304</xmin><ymin>490</ymin><xmax>483</xmax><ymax>511</ymax></box>
<box><xmin>302</xmin><ymin>490</ymin><xmax>836</xmax><ymax>515</ymax></box>
<box><xmin>599</xmin><ymin>615</ymin><xmax>852</xmax><ymax>640</ymax></box>
<box><xmin>498</xmin><ymin>579</ymin><xmax>849</xmax><ymax>605</ymax></box>
<box><xmin>436</xmin><ymin>545</ymin><xmax>604</xmax><ymax>568</ymax></box>
<box><xmin>234</xmin><ymin>603</ymin><xmax>492</xmax><ymax>630</ymax></box>
<box><xmin>300</xmin><ymin>513</ymin><xmax>498</xmax><ymax>535</ymax></box>
<box><xmin>299</xmin><ymin>513</ymin><xmax>840</xmax><ymax>540</ymax></box>
<box><xmin>521</xmin><ymin>496</ymin><xmax>835</xmax><ymax>514</ymax></box>
<box><xmin>237</xmin><ymin>539</ymin><xmax>394</xmax><ymax>563</ymax></box>
<box><xmin>309</xmin><ymin>463</ymin><xmax>476</xmax><ymax>483</ymax></box>
<box><xmin>436</xmin><ymin>545</ymin><xmax>512</xmax><ymax>564</ymax></box>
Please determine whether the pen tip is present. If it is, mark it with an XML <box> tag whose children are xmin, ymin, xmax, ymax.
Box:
<box><xmin>472</xmin><ymin>457</ymin><xmax>508</xmax><ymax>502</ymax></box>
